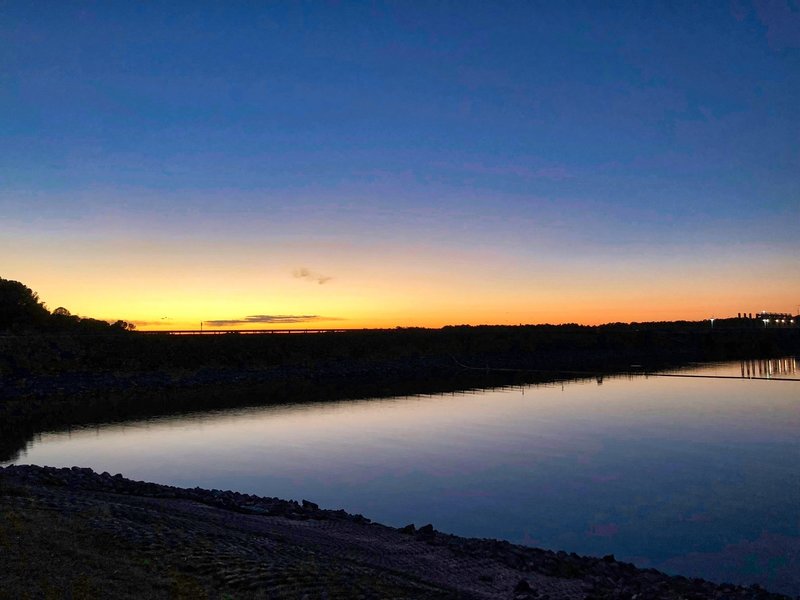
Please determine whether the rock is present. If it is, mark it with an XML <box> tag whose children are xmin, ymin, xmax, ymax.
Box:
<box><xmin>417</xmin><ymin>523</ymin><xmax>434</xmax><ymax>534</ymax></box>
<box><xmin>416</xmin><ymin>523</ymin><xmax>435</xmax><ymax>540</ymax></box>
<box><xmin>398</xmin><ymin>524</ymin><xmax>416</xmax><ymax>534</ymax></box>
<box><xmin>515</xmin><ymin>579</ymin><xmax>532</xmax><ymax>592</ymax></box>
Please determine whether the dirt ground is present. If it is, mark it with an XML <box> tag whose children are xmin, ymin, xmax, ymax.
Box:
<box><xmin>0</xmin><ymin>466</ymin><xmax>789</xmax><ymax>600</ymax></box>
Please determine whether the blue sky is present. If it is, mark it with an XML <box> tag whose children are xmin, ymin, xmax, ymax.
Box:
<box><xmin>2</xmin><ymin>2</ymin><xmax>798</xmax><ymax>326</ymax></box>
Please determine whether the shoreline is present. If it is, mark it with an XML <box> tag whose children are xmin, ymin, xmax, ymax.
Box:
<box><xmin>1</xmin><ymin>464</ymin><xmax>792</xmax><ymax>600</ymax></box>
<box><xmin>2</xmin><ymin>326</ymin><xmax>798</xmax><ymax>463</ymax></box>
<box><xmin>2</xmin><ymin>327</ymin><xmax>798</xmax><ymax>597</ymax></box>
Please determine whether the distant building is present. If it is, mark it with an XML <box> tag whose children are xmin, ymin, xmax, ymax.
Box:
<box><xmin>756</xmin><ymin>311</ymin><xmax>796</xmax><ymax>328</ymax></box>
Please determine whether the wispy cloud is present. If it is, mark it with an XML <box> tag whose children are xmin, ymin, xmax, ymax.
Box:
<box><xmin>754</xmin><ymin>0</ymin><xmax>800</xmax><ymax>50</ymax></box>
<box><xmin>130</xmin><ymin>319</ymin><xmax>173</xmax><ymax>327</ymax></box>
<box><xmin>460</xmin><ymin>162</ymin><xmax>573</xmax><ymax>180</ymax></box>
<box><xmin>293</xmin><ymin>267</ymin><xmax>332</xmax><ymax>284</ymax></box>
<box><xmin>428</xmin><ymin>159</ymin><xmax>575</xmax><ymax>181</ymax></box>
<box><xmin>204</xmin><ymin>314</ymin><xmax>336</xmax><ymax>327</ymax></box>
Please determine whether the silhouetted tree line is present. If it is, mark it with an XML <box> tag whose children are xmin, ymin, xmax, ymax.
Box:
<box><xmin>0</xmin><ymin>277</ymin><xmax>135</xmax><ymax>333</ymax></box>
<box><xmin>1</xmin><ymin>277</ymin><xmax>797</xmax><ymax>382</ymax></box>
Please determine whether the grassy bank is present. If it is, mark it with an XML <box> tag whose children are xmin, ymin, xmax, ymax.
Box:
<box><xmin>1</xmin><ymin>323</ymin><xmax>798</xmax><ymax>463</ymax></box>
<box><xmin>3</xmin><ymin>321</ymin><xmax>798</xmax><ymax>380</ymax></box>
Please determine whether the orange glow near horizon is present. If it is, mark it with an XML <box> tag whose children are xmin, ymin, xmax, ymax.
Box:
<box><xmin>8</xmin><ymin>263</ymin><xmax>798</xmax><ymax>331</ymax></box>
<box><xmin>3</xmin><ymin>217</ymin><xmax>797</xmax><ymax>330</ymax></box>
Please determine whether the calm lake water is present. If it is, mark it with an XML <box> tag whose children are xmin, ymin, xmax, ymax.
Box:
<box><xmin>8</xmin><ymin>358</ymin><xmax>800</xmax><ymax>594</ymax></box>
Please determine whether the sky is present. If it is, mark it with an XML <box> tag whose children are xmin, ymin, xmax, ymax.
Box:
<box><xmin>2</xmin><ymin>1</ymin><xmax>799</xmax><ymax>329</ymax></box>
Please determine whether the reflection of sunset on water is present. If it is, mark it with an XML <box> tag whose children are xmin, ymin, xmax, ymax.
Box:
<box><xmin>10</xmin><ymin>360</ymin><xmax>800</xmax><ymax>594</ymax></box>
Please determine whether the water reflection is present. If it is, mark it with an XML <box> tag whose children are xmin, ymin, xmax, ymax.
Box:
<box><xmin>741</xmin><ymin>357</ymin><xmax>798</xmax><ymax>378</ymax></box>
<box><xmin>7</xmin><ymin>360</ymin><xmax>800</xmax><ymax>594</ymax></box>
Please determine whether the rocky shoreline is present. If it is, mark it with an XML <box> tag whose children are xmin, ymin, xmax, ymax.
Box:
<box><xmin>1</xmin><ymin>465</ymin><xmax>792</xmax><ymax>599</ymax></box>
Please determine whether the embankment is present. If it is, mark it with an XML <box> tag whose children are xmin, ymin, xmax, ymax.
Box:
<box><xmin>1</xmin><ymin>324</ymin><xmax>798</xmax><ymax>462</ymax></box>
<box><xmin>0</xmin><ymin>465</ymin><xmax>792</xmax><ymax>600</ymax></box>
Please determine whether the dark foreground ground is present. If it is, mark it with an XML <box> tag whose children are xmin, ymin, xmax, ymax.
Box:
<box><xmin>0</xmin><ymin>465</ymin><xmax>792</xmax><ymax>600</ymax></box>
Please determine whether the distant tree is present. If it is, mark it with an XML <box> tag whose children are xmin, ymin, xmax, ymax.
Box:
<box><xmin>77</xmin><ymin>317</ymin><xmax>114</xmax><ymax>332</ymax></box>
<box><xmin>0</xmin><ymin>278</ymin><xmax>51</xmax><ymax>330</ymax></box>
<box><xmin>50</xmin><ymin>305</ymin><xmax>82</xmax><ymax>330</ymax></box>
<box><xmin>1</xmin><ymin>277</ymin><xmax>137</xmax><ymax>334</ymax></box>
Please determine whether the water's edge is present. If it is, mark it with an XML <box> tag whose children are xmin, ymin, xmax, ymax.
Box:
<box><xmin>1</xmin><ymin>464</ymin><xmax>791</xmax><ymax>600</ymax></box>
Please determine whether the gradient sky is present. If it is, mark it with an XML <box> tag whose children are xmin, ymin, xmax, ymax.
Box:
<box><xmin>2</xmin><ymin>2</ymin><xmax>799</xmax><ymax>329</ymax></box>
